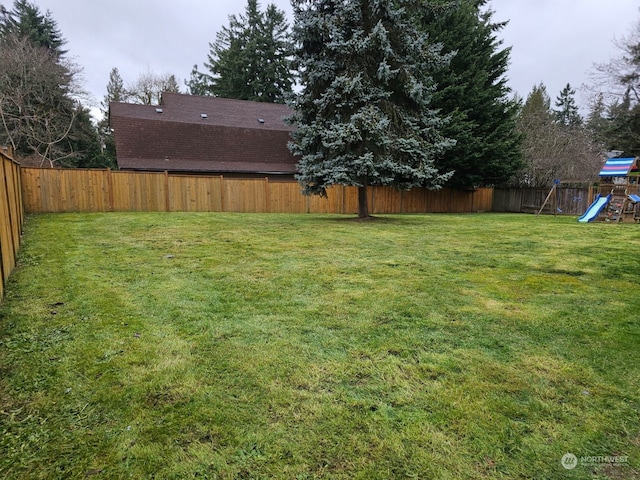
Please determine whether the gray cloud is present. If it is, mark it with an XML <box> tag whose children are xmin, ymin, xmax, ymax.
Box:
<box><xmin>491</xmin><ymin>0</ymin><xmax>638</xmax><ymax>107</ymax></box>
<box><xmin>33</xmin><ymin>0</ymin><xmax>639</xmax><ymax>115</ymax></box>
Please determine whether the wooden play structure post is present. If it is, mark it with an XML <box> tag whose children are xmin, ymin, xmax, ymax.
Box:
<box><xmin>537</xmin><ymin>179</ymin><xmax>561</xmax><ymax>217</ymax></box>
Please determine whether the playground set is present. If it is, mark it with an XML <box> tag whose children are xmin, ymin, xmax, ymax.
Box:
<box><xmin>578</xmin><ymin>157</ymin><xmax>640</xmax><ymax>223</ymax></box>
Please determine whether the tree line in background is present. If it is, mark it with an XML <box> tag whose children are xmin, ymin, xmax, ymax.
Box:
<box><xmin>1</xmin><ymin>0</ymin><xmax>639</xmax><ymax>206</ymax></box>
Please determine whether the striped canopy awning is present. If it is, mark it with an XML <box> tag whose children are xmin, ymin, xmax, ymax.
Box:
<box><xmin>599</xmin><ymin>158</ymin><xmax>637</xmax><ymax>177</ymax></box>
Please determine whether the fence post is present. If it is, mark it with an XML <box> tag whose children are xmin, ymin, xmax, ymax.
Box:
<box><xmin>162</xmin><ymin>171</ymin><xmax>169</xmax><ymax>212</ymax></box>
<box><xmin>107</xmin><ymin>169</ymin><xmax>114</xmax><ymax>212</ymax></box>
<box><xmin>0</xmin><ymin>156</ymin><xmax>17</xmax><ymax>266</ymax></box>
<box><xmin>370</xmin><ymin>186</ymin><xmax>375</xmax><ymax>214</ymax></box>
<box><xmin>219</xmin><ymin>175</ymin><xmax>225</xmax><ymax>212</ymax></box>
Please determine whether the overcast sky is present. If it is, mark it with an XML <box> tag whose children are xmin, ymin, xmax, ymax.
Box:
<box><xmin>29</xmin><ymin>0</ymin><xmax>640</xmax><ymax>117</ymax></box>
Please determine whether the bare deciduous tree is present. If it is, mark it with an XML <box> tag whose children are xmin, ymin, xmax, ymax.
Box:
<box><xmin>589</xmin><ymin>18</ymin><xmax>640</xmax><ymax>106</ymax></box>
<box><xmin>0</xmin><ymin>34</ymin><xmax>84</xmax><ymax>166</ymax></box>
<box><xmin>126</xmin><ymin>68</ymin><xmax>180</xmax><ymax>105</ymax></box>
<box><xmin>586</xmin><ymin>16</ymin><xmax>640</xmax><ymax>156</ymax></box>
<box><xmin>516</xmin><ymin>84</ymin><xmax>602</xmax><ymax>187</ymax></box>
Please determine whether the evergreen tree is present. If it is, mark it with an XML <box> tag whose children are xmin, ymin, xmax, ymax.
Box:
<box><xmin>185</xmin><ymin>64</ymin><xmax>211</xmax><ymax>96</ymax></box>
<box><xmin>0</xmin><ymin>0</ymin><xmax>66</xmax><ymax>55</ymax></box>
<box><xmin>585</xmin><ymin>93</ymin><xmax>608</xmax><ymax>152</ymax></box>
<box><xmin>604</xmin><ymin>89</ymin><xmax>640</xmax><ymax>156</ymax></box>
<box><xmin>102</xmin><ymin>67</ymin><xmax>127</xmax><ymax>109</ymax></box>
<box><xmin>97</xmin><ymin>67</ymin><xmax>126</xmax><ymax>169</ymax></box>
<box><xmin>586</xmin><ymin>93</ymin><xmax>606</xmax><ymax>132</ymax></box>
<box><xmin>419</xmin><ymin>0</ymin><xmax>523</xmax><ymax>188</ymax></box>
<box><xmin>195</xmin><ymin>0</ymin><xmax>294</xmax><ymax>102</ymax></box>
<box><xmin>288</xmin><ymin>0</ymin><xmax>454</xmax><ymax>218</ymax></box>
<box><xmin>258</xmin><ymin>4</ymin><xmax>294</xmax><ymax>101</ymax></box>
<box><xmin>65</xmin><ymin>105</ymin><xmax>106</xmax><ymax>168</ymax></box>
<box><xmin>523</xmin><ymin>83</ymin><xmax>552</xmax><ymax>115</ymax></box>
<box><xmin>554</xmin><ymin>83</ymin><xmax>582</xmax><ymax>127</ymax></box>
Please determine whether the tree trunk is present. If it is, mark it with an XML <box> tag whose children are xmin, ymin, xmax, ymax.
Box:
<box><xmin>357</xmin><ymin>184</ymin><xmax>369</xmax><ymax>218</ymax></box>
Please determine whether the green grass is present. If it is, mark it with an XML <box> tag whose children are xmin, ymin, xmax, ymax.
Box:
<box><xmin>0</xmin><ymin>212</ymin><xmax>639</xmax><ymax>479</ymax></box>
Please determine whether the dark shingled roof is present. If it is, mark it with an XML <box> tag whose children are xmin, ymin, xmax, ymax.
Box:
<box><xmin>110</xmin><ymin>93</ymin><xmax>298</xmax><ymax>174</ymax></box>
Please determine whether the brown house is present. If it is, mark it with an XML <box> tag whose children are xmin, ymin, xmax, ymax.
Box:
<box><xmin>109</xmin><ymin>93</ymin><xmax>298</xmax><ymax>178</ymax></box>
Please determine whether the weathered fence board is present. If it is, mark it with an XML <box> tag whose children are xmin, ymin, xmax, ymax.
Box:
<box><xmin>493</xmin><ymin>187</ymin><xmax>593</xmax><ymax>215</ymax></box>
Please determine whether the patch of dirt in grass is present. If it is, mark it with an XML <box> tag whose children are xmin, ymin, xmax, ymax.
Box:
<box><xmin>333</xmin><ymin>215</ymin><xmax>400</xmax><ymax>223</ymax></box>
<box><xmin>598</xmin><ymin>463</ymin><xmax>638</xmax><ymax>479</ymax></box>
<box><xmin>144</xmin><ymin>389</ymin><xmax>190</xmax><ymax>408</ymax></box>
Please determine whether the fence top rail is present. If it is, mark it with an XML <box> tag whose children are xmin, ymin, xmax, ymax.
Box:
<box><xmin>21</xmin><ymin>166</ymin><xmax>112</xmax><ymax>172</ymax></box>
<box><xmin>1</xmin><ymin>147</ymin><xmax>19</xmax><ymax>166</ymax></box>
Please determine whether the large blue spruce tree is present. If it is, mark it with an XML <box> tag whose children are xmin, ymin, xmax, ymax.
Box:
<box><xmin>288</xmin><ymin>0</ymin><xmax>454</xmax><ymax>218</ymax></box>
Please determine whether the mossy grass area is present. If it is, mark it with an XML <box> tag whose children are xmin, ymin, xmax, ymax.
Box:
<box><xmin>1</xmin><ymin>213</ymin><xmax>638</xmax><ymax>479</ymax></box>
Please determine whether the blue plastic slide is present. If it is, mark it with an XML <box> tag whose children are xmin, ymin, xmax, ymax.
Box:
<box><xmin>578</xmin><ymin>194</ymin><xmax>611</xmax><ymax>223</ymax></box>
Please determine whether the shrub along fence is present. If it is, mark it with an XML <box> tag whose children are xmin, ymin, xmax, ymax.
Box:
<box><xmin>20</xmin><ymin>167</ymin><xmax>494</xmax><ymax>215</ymax></box>
<box><xmin>0</xmin><ymin>149</ymin><xmax>23</xmax><ymax>301</ymax></box>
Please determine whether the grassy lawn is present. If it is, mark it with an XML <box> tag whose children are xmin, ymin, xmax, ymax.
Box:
<box><xmin>0</xmin><ymin>212</ymin><xmax>639</xmax><ymax>479</ymax></box>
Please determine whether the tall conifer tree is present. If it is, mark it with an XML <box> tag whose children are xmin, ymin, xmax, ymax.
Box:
<box><xmin>96</xmin><ymin>67</ymin><xmax>126</xmax><ymax>169</ymax></box>
<box><xmin>288</xmin><ymin>0</ymin><xmax>453</xmax><ymax>218</ymax></box>
<box><xmin>554</xmin><ymin>83</ymin><xmax>582</xmax><ymax>127</ymax></box>
<box><xmin>192</xmin><ymin>0</ymin><xmax>294</xmax><ymax>103</ymax></box>
<box><xmin>604</xmin><ymin>90</ymin><xmax>640</xmax><ymax>156</ymax></box>
<box><xmin>419</xmin><ymin>0</ymin><xmax>523</xmax><ymax>188</ymax></box>
<box><xmin>0</xmin><ymin>0</ymin><xmax>66</xmax><ymax>55</ymax></box>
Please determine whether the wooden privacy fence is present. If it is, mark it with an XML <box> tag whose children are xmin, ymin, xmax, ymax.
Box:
<box><xmin>0</xmin><ymin>149</ymin><xmax>23</xmax><ymax>301</ymax></box>
<box><xmin>492</xmin><ymin>187</ymin><xmax>595</xmax><ymax>216</ymax></box>
<box><xmin>21</xmin><ymin>167</ymin><xmax>494</xmax><ymax>215</ymax></box>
